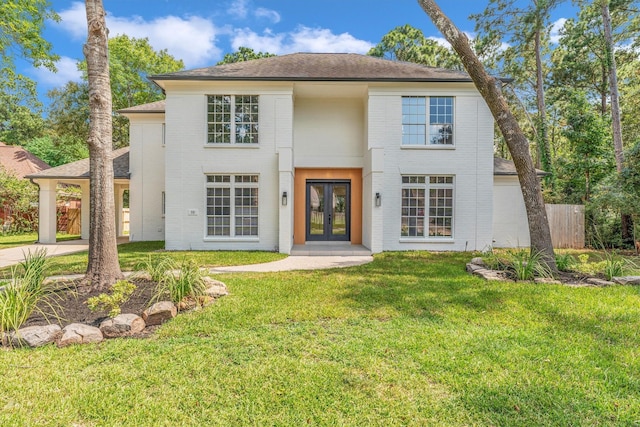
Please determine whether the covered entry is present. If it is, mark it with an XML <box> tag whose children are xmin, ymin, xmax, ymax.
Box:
<box><xmin>293</xmin><ymin>168</ymin><xmax>362</xmax><ymax>245</ymax></box>
<box><xmin>26</xmin><ymin>148</ymin><xmax>130</xmax><ymax>244</ymax></box>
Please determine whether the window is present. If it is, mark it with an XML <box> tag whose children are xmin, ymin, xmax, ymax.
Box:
<box><xmin>207</xmin><ymin>95</ymin><xmax>259</xmax><ymax>144</ymax></box>
<box><xmin>401</xmin><ymin>175</ymin><xmax>453</xmax><ymax>238</ymax></box>
<box><xmin>402</xmin><ymin>96</ymin><xmax>454</xmax><ymax>145</ymax></box>
<box><xmin>206</xmin><ymin>174</ymin><xmax>259</xmax><ymax>237</ymax></box>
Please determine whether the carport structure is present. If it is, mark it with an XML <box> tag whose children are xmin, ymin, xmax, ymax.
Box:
<box><xmin>26</xmin><ymin>148</ymin><xmax>130</xmax><ymax>244</ymax></box>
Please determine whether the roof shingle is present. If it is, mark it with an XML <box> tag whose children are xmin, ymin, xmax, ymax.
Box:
<box><xmin>26</xmin><ymin>148</ymin><xmax>130</xmax><ymax>180</ymax></box>
<box><xmin>0</xmin><ymin>142</ymin><xmax>50</xmax><ymax>178</ymax></box>
<box><xmin>150</xmin><ymin>53</ymin><xmax>474</xmax><ymax>83</ymax></box>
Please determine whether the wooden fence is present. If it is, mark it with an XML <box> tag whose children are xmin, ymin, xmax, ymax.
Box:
<box><xmin>546</xmin><ymin>204</ymin><xmax>585</xmax><ymax>249</ymax></box>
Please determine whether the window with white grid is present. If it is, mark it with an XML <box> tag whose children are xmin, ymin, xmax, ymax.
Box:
<box><xmin>402</xmin><ymin>96</ymin><xmax>454</xmax><ymax>145</ymax></box>
<box><xmin>207</xmin><ymin>95</ymin><xmax>259</xmax><ymax>144</ymax></box>
<box><xmin>401</xmin><ymin>175</ymin><xmax>454</xmax><ymax>238</ymax></box>
<box><xmin>206</xmin><ymin>175</ymin><xmax>258</xmax><ymax>237</ymax></box>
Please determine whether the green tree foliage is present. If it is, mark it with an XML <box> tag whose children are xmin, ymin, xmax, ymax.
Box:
<box><xmin>367</xmin><ymin>24</ymin><xmax>462</xmax><ymax>70</ymax></box>
<box><xmin>0</xmin><ymin>71</ymin><xmax>46</xmax><ymax>144</ymax></box>
<box><xmin>0</xmin><ymin>167</ymin><xmax>38</xmax><ymax>233</ymax></box>
<box><xmin>0</xmin><ymin>0</ymin><xmax>59</xmax><ymax>71</ymax></box>
<box><xmin>25</xmin><ymin>135</ymin><xmax>88</xmax><ymax>167</ymax></box>
<box><xmin>47</xmin><ymin>81</ymin><xmax>90</xmax><ymax>145</ymax></box>
<box><xmin>0</xmin><ymin>0</ymin><xmax>58</xmax><ymax>146</ymax></box>
<box><xmin>51</xmin><ymin>35</ymin><xmax>184</xmax><ymax>148</ymax></box>
<box><xmin>472</xmin><ymin>0</ymin><xmax>562</xmax><ymax>186</ymax></box>
<box><xmin>217</xmin><ymin>46</ymin><xmax>276</xmax><ymax>65</ymax></box>
<box><xmin>555</xmin><ymin>90</ymin><xmax>612</xmax><ymax>204</ymax></box>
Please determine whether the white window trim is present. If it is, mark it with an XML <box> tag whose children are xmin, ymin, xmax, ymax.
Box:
<box><xmin>400</xmin><ymin>175</ymin><xmax>455</xmax><ymax>240</ymax></box>
<box><xmin>205</xmin><ymin>95</ymin><xmax>260</xmax><ymax>146</ymax></box>
<box><xmin>401</xmin><ymin>96</ymin><xmax>456</xmax><ymax>148</ymax></box>
<box><xmin>204</xmin><ymin>174</ymin><xmax>260</xmax><ymax>239</ymax></box>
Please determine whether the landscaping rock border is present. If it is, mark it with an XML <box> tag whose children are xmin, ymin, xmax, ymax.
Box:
<box><xmin>467</xmin><ymin>257</ymin><xmax>639</xmax><ymax>287</ymax></box>
<box><xmin>3</xmin><ymin>280</ymin><xmax>229</xmax><ymax>349</ymax></box>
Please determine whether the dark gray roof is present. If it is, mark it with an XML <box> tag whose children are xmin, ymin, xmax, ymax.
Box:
<box><xmin>118</xmin><ymin>100</ymin><xmax>166</xmax><ymax>114</ymax></box>
<box><xmin>26</xmin><ymin>147</ymin><xmax>130</xmax><ymax>180</ymax></box>
<box><xmin>494</xmin><ymin>157</ymin><xmax>547</xmax><ymax>176</ymax></box>
<box><xmin>150</xmin><ymin>53</ymin><xmax>474</xmax><ymax>83</ymax></box>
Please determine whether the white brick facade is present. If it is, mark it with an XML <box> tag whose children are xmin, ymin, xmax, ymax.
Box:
<box><xmin>122</xmin><ymin>56</ymin><xmax>522</xmax><ymax>254</ymax></box>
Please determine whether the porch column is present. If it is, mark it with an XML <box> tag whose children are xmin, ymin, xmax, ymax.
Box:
<box><xmin>36</xmin><ymin>179</ymin><xmax>57</xmax><ymax>244</ymax></box>
<box><xmin>369</xmin><ymin>148</ymin><xmax>384</xmax><ymax>254</ymax></box>
<box><xmin>114</xmin><ymin>185</ymin><xmax>124</xmax><ymax>237</ymax></box>
<box><xmin>80</xmin><ymin>182</ymin><xmax>90</xmax><ymax>240</ymax></box>
<box><xmin>278</xmin><ymin>148</ymin><xmax>293</xmax><ymax>254</ymax></box>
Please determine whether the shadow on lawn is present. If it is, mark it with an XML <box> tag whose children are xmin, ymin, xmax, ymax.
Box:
<box><xmin>338</xmin><ymin>251</ymin><xmax>505</xmax><ymax>321</ymax></box>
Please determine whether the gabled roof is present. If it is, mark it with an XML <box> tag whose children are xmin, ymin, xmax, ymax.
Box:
<box><xmin>150</xmin><ymin>53</ymin><xmax>474</xmax><ymax>83</ymax></box>
<box><xmin>26</xmin><ymin>147</ymin><xmax>130</xmax><ymax>180</ymax></box>
<box><xmin>494</xmin><ymin>157</ymin><xmax>547</xmax><ymax>176</ymax></box>
<box><xmin>0</xmin><ymin>142</ymin><xmax>50</xmax><ymax>178</ymax></box>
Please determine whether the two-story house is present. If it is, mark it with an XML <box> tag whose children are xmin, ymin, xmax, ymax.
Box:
<box><xmin>30</xmin><ymin>53</ymin><xmax>533</xmax><ymax>253</ymax></box>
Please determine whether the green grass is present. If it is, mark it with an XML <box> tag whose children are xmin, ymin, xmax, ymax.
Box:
<box><xmin>0</xmin><ymin>232</ymin><xmax>80</xmax><ymax>249</ymax></box>
<box><xmin>2</xmin><ymin>251</ymin><xmax>640</xmax><ymax>426</ymax></box>
<box><xmin>0</xmin><ymin>241</ymin><xmax>287</xmax><ymax>278</ymax></box>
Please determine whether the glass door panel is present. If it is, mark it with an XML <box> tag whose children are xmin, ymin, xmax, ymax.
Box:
<box><xmin>309</xmin><ymin>184</ymin><xmax>324</xmax><ymax>236</ymax></box>
<box><xmin>306</xmin><ymin>181</ymin><xmax>350</xmax><ymax>241</ymax></box>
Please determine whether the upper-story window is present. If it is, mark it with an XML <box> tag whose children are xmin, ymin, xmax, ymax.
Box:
<box><xmin>402</xmin><ymin>96</ymin><xmax>454</xmax><ymax>145</ymax></box>
<box><xmin>207</xmin><ymin>95</ymin><xmax>259</xmax><ymax>144</ymax></box>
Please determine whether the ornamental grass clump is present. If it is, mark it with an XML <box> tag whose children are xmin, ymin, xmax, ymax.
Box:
<box><xmin>152</xmin><ymin>259</ymin><xmax>207</xmax><ymax>309</ymax></box>
<box><xmin>134</xmin><ymin>255</ymin><xmax>174</xmax><ymax>283</ymax></box>
<box><xmin>0</xmin><ymin>250</ymin><xmax>60</xmax><ymax>344</ymax></box>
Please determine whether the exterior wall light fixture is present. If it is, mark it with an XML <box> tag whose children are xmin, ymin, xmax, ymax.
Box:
<box><xmin>375</xmin><ymin>192</ymin><xmax>381</xmax><ymax>207</ymax></box>
<box><xmin>282</xmin><ymin>191</ymin><xmax>288</xmax><ymax>206</ymax></box>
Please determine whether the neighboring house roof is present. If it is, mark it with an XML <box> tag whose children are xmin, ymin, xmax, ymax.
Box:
<box><xmin>0</xmin><ymin>142</ymin><xmax>50</xmax><ymax>178</ymax></box>
<box><xmin>494</xmin><ymin>157</ymin><xmax>547</xmax><ymax>176</ymax></box>
<box><xmin>26</xmin><ymin>147</ymin><xmax>130</xmax><ymax>180</ymax></box>
<box><xmin>150</xmin><ymin>52</ymin><xmax>476</xmax><ymax>83</ymax></box>
<box><xmin>118</xmin><ymin>100</ymin><xmax>166</xmax><ymax>114</ymax></box>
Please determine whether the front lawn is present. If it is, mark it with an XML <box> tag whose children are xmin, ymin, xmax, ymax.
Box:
<box><xmin>0</xmin><ymin>232</ymin><xmax>80</xmax><ymax>250</ymax></box>
<box><xmin>2</xmin><ymin>251</ymin><xmax>640</xmax><ymax>426</ymax></box>
<box><xmin>0</xmin><ymin>241</ymin><xmax>287</xmax><ymax>278</ymax></box>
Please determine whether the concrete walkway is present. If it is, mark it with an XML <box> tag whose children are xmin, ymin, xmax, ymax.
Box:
<box><xmin>0</xmin><ymin>239</ymin><xmax>91</xmax><ymax>269</ymax></box>
<box><xmin>0</xmin><ymin>239</ymin><xmax>373</xmax><ymax>272</ymax></box>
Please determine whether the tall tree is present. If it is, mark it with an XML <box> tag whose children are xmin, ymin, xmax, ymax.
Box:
<box><xmin>472</xmin><ymin>0</ymin><xmax>562</xmax><ymax>185</ymax></box>
<box><xmin>83</xmin><ymin>0</ymin><xmax>123</xmax><ymax>290</ymax></box>
<box><xmin>50</xmin><ymin>36</ymin><xmax>184</xmax><ymax>149</ymax></box>
<box><xmin>0</xmin><ymin>0</ymin><xmax>58</xmax><ymax>145</ymax></box>
<box><xmin>417</xmin><ymin>0</ymin><xmax>557</xmax><ymax>270</ymax></box>
<box><xmin>367</xmin><ymin>24</ymin><xmax>462</xmax><ymax>69</ymax></box>
<box><xmin>217</xmin><ymin>46</ymin><xmax>275</xmax><ymax>65</ymax></box>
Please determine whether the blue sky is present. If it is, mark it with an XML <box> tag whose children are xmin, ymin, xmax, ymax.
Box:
<box><xmin>24</xmin><ymin>0</ymin><xmax>577</xmax><ymax>102</ymax></box>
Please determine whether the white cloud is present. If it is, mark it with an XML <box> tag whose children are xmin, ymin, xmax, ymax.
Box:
<box><xmin>227</xmin><ymin>0</ymin><xmax>249</xmax><ymax>19</ymax></box>
<box><xmin>231</xmin><ymin>26</ymin><xmax>373</xmax><ymax>55</ymax></box>
<box><xmin>56</xmin><ymin>1</ymin><xmax>87</xmax><ymax>40</ymax></box>
<box><xmin>55</xmin><ymin>1</ymin><xmax>221</xmax><ymax>68</ymax></box>
<box><xmin>30</xmin><ymin>56</ymin><xmax>82</xmax><ymax>87</ymax></box>
<box><xmin>550</xmin><ymin>18</ymin><xmax>567</xmax><ymax>44</ymax></box>
<box><xmin>255</xmin><ymin>8</ymin><xmax>281</xmax><ymax>23</ymax></box>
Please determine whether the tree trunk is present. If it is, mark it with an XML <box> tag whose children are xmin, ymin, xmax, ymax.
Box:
<box><xmin>417</xmin><ymin>0</ymin><xmax>557</xmax><ymax>271</ymax></box>
<box><xmin>83</xmin><ymin>0</ymin><xmax>123</xmax><ymax>290</ymax></box>
<box><xmin>601</xmin><ymin>0</ymin><xmax>633</xmax><ymax>246</ymax></box>
<box><xmin>534</xmin><ymin>27</ymin><xmax>553</xmax><ymax>185</ymax></box>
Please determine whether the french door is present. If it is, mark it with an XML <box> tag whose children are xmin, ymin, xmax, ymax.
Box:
<box><xmin>305</xmin><ymin>180</ymin><xmax>350</xmax><ymax>241</ymax></box>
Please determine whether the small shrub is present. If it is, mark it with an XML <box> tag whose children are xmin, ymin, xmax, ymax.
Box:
<box><xmin>153</xmin><ymin>259</ymin><xmax>207</xmax><ymax>309</ymax></box>
<box><xmin>555</xmin><ymin>253</ymin><xmax>577</xmax><ymax>272</ymax></box>
<box><xmin>86</xmin><ymin>280</ymin><xmax>137</xmax><ymax>318</ymax></box>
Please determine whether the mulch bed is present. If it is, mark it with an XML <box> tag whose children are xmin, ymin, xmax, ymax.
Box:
<box><xmin>24</xmin><ymin>278</ymin><xmax>161</xmax><ymax>337</ymax></box>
